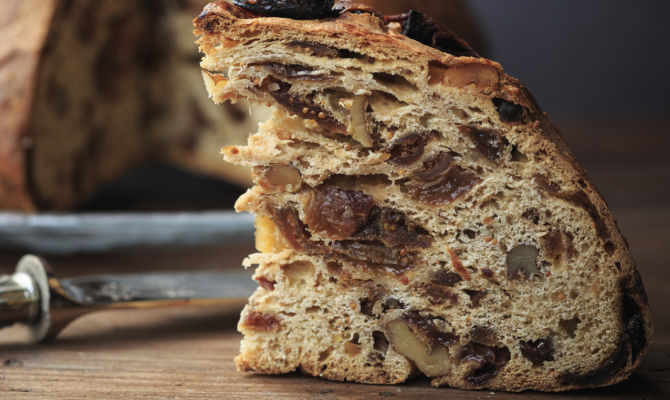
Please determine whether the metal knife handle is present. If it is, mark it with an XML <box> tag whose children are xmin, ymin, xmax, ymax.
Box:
<box><xmin>0</xmin><ymin>255</ymin><xmax>52</xmax><ymax>342</ymax></box>
<box><xmin>0</xmin><ymin>270</ymin><xmax>40</xmax><ymax>328</ymax></box>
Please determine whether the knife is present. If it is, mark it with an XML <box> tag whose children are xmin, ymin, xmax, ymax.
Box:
<box><xmin>0</xmin><ymin>255</ymin><xmax>255</xmax><ymax>343</ymax></box>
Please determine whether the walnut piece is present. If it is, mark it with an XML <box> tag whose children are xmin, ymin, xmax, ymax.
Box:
<box><xmin>506</xmin><ymin>244</ymin><xmax>540</xmax><ymax>278</ymax></box>
<box><xmin>386</xmin><ymin>319</ymin><xmax>451</xmax><ymax>377</ymax></box>
<box><xmin>262</xmin><ymin>164</ymin><xmax>302</xmax><ymax>191</ymax></box>
<box><xmin>349</xmin><ymin>95</ymin><xmax>373</xmax><ymax>147</ymax></box>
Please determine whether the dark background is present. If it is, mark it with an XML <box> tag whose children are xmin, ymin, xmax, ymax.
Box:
<box><xmin>468</xmin><ymin>0</ymin><xmax>670</xmax><ymax>115</ymax></box>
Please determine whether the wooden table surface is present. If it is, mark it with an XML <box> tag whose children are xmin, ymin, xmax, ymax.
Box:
<box><xmin>0</xmin><ymin>116</ymin><xmax>668</xmax><ymax>399</ymax></box>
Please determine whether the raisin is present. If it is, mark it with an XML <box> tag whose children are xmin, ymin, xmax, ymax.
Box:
<box><xmin>388</xmin><ymin>10</ymin><xmax>478</xmax><ymax>57</ymax></box>
<box><xmin>520</xmin><ymin>338</ymin><xmax>555</xmax><ymax>366</ymax></box>
<box><xmin>305</xmin><ymin>188</ymin><xmax>375</xmax><ymax>240</ymax></box>
<box><xmin>267</xmin><ymin>80</ymin><xmax>346</xmax><ymax>132</ymax></box>
<box><xmin>409</xmin><ymin>167</ymin><xmax>481</xmax><ymax>205</ymax></box>
<box><xmin>402</xmin><ymin>311</ymin><xmax>459</xmax><ymax>351</ymax></box>
<box><xmin>233</xmin><ymin>0</ymin><xmax>338</xmax><ymax>19</ymax></box>
<box><xmin>270</xmin><ymin>206</ymin><xmax>311</xmax><ymax>249</ymax></box>
<box><xmin>387</xmin><ymin>133</ymin><xmax>426</xmax><ymax>165</ymax></box>
<box><xmin>373</xmin><ymin>331</ymin><xmax>389</xmax><ymax>353</ymax></box>
<box><xmin>382</xmin><ymin>298</ymin><xmax>406</xmax><ymax>312</ymax></box>
<box><xmin>422</xmin><ymin>283</ymin><xmax>458</xmax><ymax>305</ymax></box>
<box><xmin>432</xmin><ymin>270</ymin><xmax>462</xmax><ymax>287</ymax></box>
<box><xmin>332</xmin><ymin>241</ymin><xmax>416</xmax><ymax>272</ymax></box>
<box><xmin>255</xmin><ymin>276</ymin><xmax>276</xmax><ymax>290</ymax></box>
<box><xmin>492</xmin><ymin>97</ymin><xmax>526</xmax><ymax>123</ymax></box>
<box><xmin>464</xmin><ymin>289</ymin><xmax>488</xmax><ymax>307</ymax></box>
<box><xmin>240</xmin><ymin>311</ymin><xmax>281</xmax><ymax>331</ymax></box>
<box><xmin>541</xmin><ymin>231</ymin><xmax>564</xmax><ymax>260</ymax></box>
<box><xmin>414</xmin><ymin>153</ymin><xmax>453</xmax><ymax>181</ymax></box>
<box><xmin>506</xmin><ymin>245</ymin><xmax>540</xmax><ymax>278</ymax></box>
<box><xmin>470</xmin><ymin>326</ymin><xmax>497</xmax><ymax>346</ymax></box>
<box><xmin>462</xmin><ymin>126</ymin><xmax>505</xmax><ymax>164</ymax></box>
<box><xmin>480</xmin><ymin>268</ymin><xmax>494</xmax><ymax>278</ymax></box>
<box><xmin>459</xmin><ymin>342</ymin><xmax>511</xmax><ymax>385</ymax></box>
<box><xmin>354</xmin><ymin>207</ymin><xmax>433</xmax><ymax>248</ymax></box>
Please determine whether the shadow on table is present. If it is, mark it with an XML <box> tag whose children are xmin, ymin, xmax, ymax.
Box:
<box><xmin>0</xmin><ymin>305</ymin><xmax>242</xmax><ymax>350</ymax></box>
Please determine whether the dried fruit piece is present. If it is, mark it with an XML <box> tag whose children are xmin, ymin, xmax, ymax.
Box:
<box><xmin>459</xmin><ymin>342</ymin><xmax>511</xmax><ymax>385</ymax></box>
<box><xmin>506</xmin><ymin>244</ymin><xmax>540</xmax><ymax>278</ymax></box>
<box><xmin>373</xmin><ymin>331</ymin><xmax>389</xmax><ymax>353</ymax></box>
<box><xmin>414</xmin><ymin>153</ymin><xmax>453</xmax><ymax>182</ymax></box>
<box><xmin>305</xmin><ymin>188</ymin><xmax>374</xmax><ymax>239</ymax></box>
<box><xmin>541</xmin><ymin>231</ymin><xmax>564</xmax><ymax>260</ymax></box>
<box><xmin>409</xmin><ymin>166</ymin><xmax>482</xmax><ymax>205</ymax></box>
<box><xmin>267</xmin><ymin>80</ymin><xmax>346</xmax><ymax>132</ymax></box>
<box><xmin>432</xmin><ymin>270</ymin><xmax>463</xmax><ymax>287</ymax></box>
<box><xmin>332</xmin><ymin>240</ymin><xmax>417</xmax><ymax>272</ymax></box>
<box><xmin>492</xmin><ymin>97</ymin><xmax>526</xmax><ymax>123</ymax></box>
<box><xmin>462</xmin><ymin>126</ymin><xmax>506</xmax><ymax>164</ymax></box>
<box><xmin>422</xmin><ymin>283</ymin><xmax>458</xmax><ymax>305</ymax></box>
<box><xmin>241</xmin><ymin>311</ymin><xmax>282</xmax><ymax>331</ymax></box>
<box><xmin>388</xmin><ymin>10</ymin><xmax>478</xmax><ymax>57</ymax></box>
<box><xmin>255</xmin><ymin>276</ymin><xmax>276</xmax><ymax>290</ymax></box>
<box><xmin>233</xmin><ymin>0</ymin><xmax>337</xmax><ymax>20</ymax></box>
<box><xmin>464</xmin><ymin>289</ymin><xmax>488</xmax><ymax>307</ymax></box>
<box><xmin>270</xmin><ymin>206</ymin><xmax>311</xmax><ymax>250</ymax></box>
<box><xmin>402</xmin><ymin>311</ymin><xmax>458</xmax><ymax>349</ymax></box>
<box><xmin>353</xmin><ymin>207</ymin><xmax>433</xmax><ymax>248</ymax></box>
<box><xmin>387</xmin><ymin>133</ymin><xmax>426</xmax><ymax>165</ymax></box>
<box><xmin>349</xmin><ymin>95</ymin><xmax>373</xmax><ymax>147</ymax></box>
<box><xmin>262</xmin><ymin>164</ymin><xmax>302</xmax><ymax>191</ymax></box>
<box><xmin>386</xmin><ymin>319</ymin><xmax>452</xmax><ymax>377</ymax></box>
<box><xmin>520</xmin><ymin>338</ymin><xmax>555</xmax><ymax>366</ymax></box>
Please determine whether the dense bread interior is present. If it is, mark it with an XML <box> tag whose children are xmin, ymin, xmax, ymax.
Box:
<box><xmin>195</xmin><ymin>2</ymin><xmax>652</xmax><ymax>391</ymax></box>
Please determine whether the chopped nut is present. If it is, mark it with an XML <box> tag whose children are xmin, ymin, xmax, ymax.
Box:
<box><xmin>262</xmin><ymin>164</ymin><xmax>302</xmax><ymax>191</ymax></box>
<box><xmin>349</xmin><ymin>95</ymin><xmax>373</xmax><ymax>147</ymax></box>
<box><xmin>506</xmin><ymin>244</ymin><xmax>540</xmax><ymax>278</ymax></box>
<box><xmin>386</xmin><ymin>319</ymin><xmax>451</xmax><ymax>377</ymax></box>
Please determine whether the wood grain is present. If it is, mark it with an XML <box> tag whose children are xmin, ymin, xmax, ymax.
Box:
<box><xmin>0</xmin><ymin>116</ymin><xmax>668</xmax><ymax>399</ymax></box>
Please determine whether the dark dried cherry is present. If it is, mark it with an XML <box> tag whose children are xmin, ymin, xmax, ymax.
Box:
<box><xmin>387</xmin><ymin>133</ymin><xmax>427</xmax><ymax>165</ymax></box>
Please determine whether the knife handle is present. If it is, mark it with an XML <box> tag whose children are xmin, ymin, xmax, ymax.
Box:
<box><xmin>0</xmin><ymin>255</ymin><xmax>52</xmax><ymax>342</ymax></box>
<box><xmin>0</xmin><ymin>270</ymin><xmax>40</xmax><ymax>328</ymax></box>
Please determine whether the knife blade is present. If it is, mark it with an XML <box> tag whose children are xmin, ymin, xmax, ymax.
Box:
<box><xmin>0</xmin><ymin>255</ymin><xmax>255</xmax><ymax>343</ymax></box>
